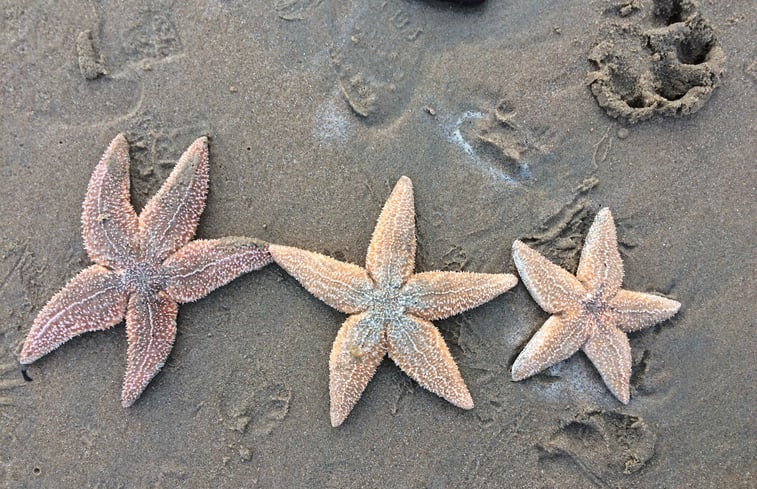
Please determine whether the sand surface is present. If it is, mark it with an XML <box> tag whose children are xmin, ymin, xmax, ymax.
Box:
<box><xmin>1</xmin><ymin>1</ymin><xmax>754</xmax><ymax>487</ymax></box>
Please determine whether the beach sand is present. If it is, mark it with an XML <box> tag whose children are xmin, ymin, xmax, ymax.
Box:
<box><xmin>0</xmin><ymin>1</ymin><xmax>754</xmax><ymax>487</ymax></box>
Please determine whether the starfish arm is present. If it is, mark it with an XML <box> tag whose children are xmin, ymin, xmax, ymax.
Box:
<box><xmin>122</xmin><ymin>292</ymin><xmax>178</xmax><ymax>407</ymax></box>
<box><xmin>329</xmin><ymin>313</ymin><xmax>387</xmax><ymax>427</ymax></box>
<box><xmin>403</xmin><ymin>271</ymin><xmax>518</xmax><ymax>321</ymax></box>
<box><xmin>270</xmin><ymin>244</ymin><xmax>373</xmax><ymax>314</ymax></box>
<box><xmin>576</xmin><ymin>208</ymin><xmax>624</xmax><ymax>297</ymax></box>
<box><xmin>511</xmin><ymin>314</ymin><xmax>588</xmax><ymax>381</ymax></box>
<box><xmin>19</xmin><ymin>265</ymin><xmax>128</xmax><ymax>364</ymax></box>
<box><xmin>163</xmin><ymin>237</ymin><xmax>273</xmax><ymax>303</ymax></box>
<box><xmin>582</xmin><ymin>324</ymin><xmax>632</xmax><ymax>404</ymax></box>
<box><xmin>512</xmin><ymin>240</ymin><xmax>585</xmax><ymax>314</ymax></box>
<box><xmin>610</xmin><ymin>289</ymin><xmax>681</xmax><ymax>332</ymax></box>
<box><xmin>365</xmin><ymin>176</ymin><xmax>417</xmax><ymax>289</ymax></box>
<box><xmin>81</xmin><ymin>134</ymin><xmax>140</xmax><ymax>268</ymax></box>
<box><xmin>139</xmin><ymin>137</ymin><xmax>209</xmax><ymax>262</ymax></box>
<box><xmin>387</xmin><ymin>314</ymin><xmax>474</xmax><ymax>410</ymax></box>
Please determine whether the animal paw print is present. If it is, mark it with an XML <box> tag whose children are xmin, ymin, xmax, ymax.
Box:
<box><xmin>537</xmin><ymin>410</ymin><xmax>656</xmax><ymax>486</ymax></box>
<box><xmin>588</xmin><ymin>0</ymin><xmax>726</xmax><ymax>123</ymax></box>
<box><xmin>122</xmin><ymin>117</ymin><xmax>210</xmax><ymax>209</ymax></box>
<box><xmin>452</xmin><ymin>99</ymin><xmax>553</xmax><ymax>183</ymax></box>
<box><xmin>225</xmin><ymin>382</ymin><xmax>292</xmax><ymax>438</ymax></box>
<box><xmin>123</xmin><ymin>10</ymin><xmax>182</xmax><ymax>62</ymax></box>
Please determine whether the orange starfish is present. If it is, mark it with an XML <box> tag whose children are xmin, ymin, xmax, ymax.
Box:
<box><xmin>511</xmin><ymin>208</ymin><xmax>681</xmax><ymax>403</ymax></box>
<box><xmin>271</xmin><ymin>176</ymin><xmax>517</xmax><ymax>426</ymax></box>
<box><xmin>19</xmin><ymin>134</ymin><xmax>272</xmax><ymax>407</ymax></box>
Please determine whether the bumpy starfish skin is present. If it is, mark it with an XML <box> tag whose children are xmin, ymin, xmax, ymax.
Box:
<box><xmin>271</xmin><ymin>176</ymin><xmax>517</xmax><ymax>426</ymax></box>
<box><xmin>511</xmin><ymin>208</ymin><xmax>681</xmax><ymax>403</ymax></box>
<box><xmin>19</xmin><ymin>134</ymin><xmax>272</xmax><ymax>407</ymax></box>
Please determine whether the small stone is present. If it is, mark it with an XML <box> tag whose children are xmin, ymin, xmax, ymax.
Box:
<box><xmin>238</xmin><ymin>446</ymin><xmax>252</xmax><ymax>462</ymax></box>
<box><xmin>230</xmin><ymin>416</ymin><xmax>250</xmax><ymax>433</ymax></box>
<box><xmin>616</xmin><ymin>128</ymin><xmax>629</xmax><ymax>139</ymax></box>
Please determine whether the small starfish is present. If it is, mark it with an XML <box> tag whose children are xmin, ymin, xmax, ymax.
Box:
<box><xmin>271</xmin><ymin>176</ymin><xmax>517</xmax><ymax>426</ymax></box>
<box><xmin>19</xmin><ymin>134</ymin><xmax>272</xmax><ymax>407</ymax></box>
<box><xmin>510</xmin><ymin>208</ymin><xmax>681</xmax><ymax>403</ymax></box>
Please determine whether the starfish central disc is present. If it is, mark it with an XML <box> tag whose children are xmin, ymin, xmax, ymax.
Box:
<box><xmin>367</xmin><ymin>288</ymin><xmax>406</xmax><ymax>317</ymax></box>
<box><xmin>121</xmin><ymin>263</ymin><xmax>166</xmax><ymax>296</ymax></box>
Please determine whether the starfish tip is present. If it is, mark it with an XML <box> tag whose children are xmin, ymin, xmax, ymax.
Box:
<box><xmin>392</xmin><ymin>177</ymin><xmax>413</xmax><ymax>198</ymax></box>
<box><xmin>617</xmin><ymin>390</ymin><xmax>630</xmax><ymax>404</ymax></box>
<box><xmin>102</xmin><ymin>133</ymin><xmax>130</xmax><ymax>161</ymax></box>
<box><xmin>458</xmin><ymin>395</ymin><xmax>474</xmax><ymax>410</ymax></box>
<box><xmin>18</xmin><ymin>341</ymin><xmax>42</xmax><ymax>365</ymax></box>
<box><xmin>595</xmin><ymin>207</ymin><xmax>614</xmax><ymax>226</ymax></box>
<box><xmin>17</xmin><ymin>347</ymin><xmax>30</xmax><ymax>364</ymax></box>
<box><xmin>393</xmin><ymin>175</ymin><xmax>413</xmax><ymax>193</ymax></box>
<box><xmin>330</xmin><ymin>410</ymin><xmax>347</xmax><ymax>428</ymax></box>
<box><xmin>501</xmin><ymin>273</ymin><xmax>519</xmax><ymax>289</ymax></box>
<box><xmin>510</xmin><ymin>359</ymin><xmax>530</xmax><ymax>382</ymax></box>
<box><xmin>111</xmin><ymin>133</ymin><xmax>128</xmax><ymax>146</ymax></box>
<box><xmin>186</xmin><ymin>136</ymin><xmax>209</xmax><ymax>156</ymax></box>
<box><xmin>511</xmin><ymin>240</ymin><xmax>531</xmax><ymax>268</ymax></box>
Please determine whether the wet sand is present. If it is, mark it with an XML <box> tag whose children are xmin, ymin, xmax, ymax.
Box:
<box><xmin>0</xmin><ymin>1</ymin><xmax>754</xmax><ymax>487</ymax></box>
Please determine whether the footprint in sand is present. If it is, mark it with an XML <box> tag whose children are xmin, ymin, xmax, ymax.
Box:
<box><xmin>330</xmin><ymin>1</ymin><xmax>424</xmax><ymax>125</ymax></box>
<box><xmin>273</xmin><ymin>0</ymin><xmax>325</xmax><ymax>21</ymax></box>
<box><xmin>588</xmin><ymin>0</ymin><xmax>726</xmax><ymax>123</ymax></box>
<box><xmin>0</xmin><ymin>362</ymin><xmax>26</xmax><ymax>407</ymax></box>
<box><xmin>0</xmin><ymin>5</ymin><xmax>140</xmax><ymax>121</ymax></box>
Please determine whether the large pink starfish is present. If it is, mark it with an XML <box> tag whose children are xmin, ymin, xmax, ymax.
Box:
<box><xmin>271</xmin><ymin>177</ymin><xmax>517</xmax><ymax>426</ymax></box>
<box><xmin>19</xmin><ymin>134</ymin><xmax>272</xmax><ymax>407</ymax></box>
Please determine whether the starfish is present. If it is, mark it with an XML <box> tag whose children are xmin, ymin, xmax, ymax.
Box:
<box><xmin>271</xmin><ymin>176</ymin><xmax>517</xmax><ymax>426</ymax></box>
<box><xmin>19</xmin><ymin>134</ymin><xmax>272</xmax><ymax>407</ymax></box>
<box><xmin>510</xmin><ymin>208</ymin><xmax>681</xmax><ymax>403</ymax></box>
